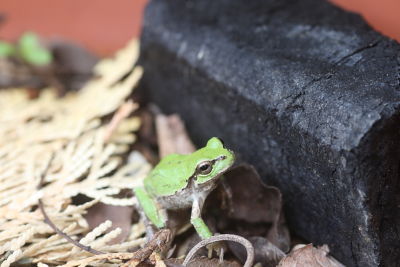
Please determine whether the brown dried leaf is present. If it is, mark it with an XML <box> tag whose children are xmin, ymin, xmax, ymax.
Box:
<box><xmin>0</xmin><ymin>38</ymin><xmax>149</xmax><ymax>266</ymax></box>
<box><xmin>164</xmin><ymin>258</ymin><xmax>184</xmax><ymax>267</ymax></box>
<box><xmin>277</xmin><ymin>244</ymin><xmax>345</xmax><ymax>267</ymax></box>
<box><xmin>222</xmin><ymin>164</ymin><xmax>290</xmax><ymax>251</ymax></box>
<box><xmin>224</xmin><ymin>164</ymin><xmax>281</xmax><ymax>223</ymax></box>
<box><xmin>155</xmin><ymin>113</ymin><xmax>196</xmax><ymax>157</ymax></box>
<box><xmin>121</xmin><ymin>229</ymin><xmax>172</xmax><ymax>267</ymax></box>
<box><xmin>137</xmin><ymin>109</ymin><xmax>157</xmax><ymax>146</ymax></box>
<box><xmin>59</xmin><ymin>252</ymin><xmax>139</xmax><ymax>267</ymax></box>
<box><xmin>267</xmin><ymin>213</ymin><xmax>291</xmax><ymax>253</ymax></box>
<box><xmin>172</xmin><ymin>256</ymin><xmax>241</xmax><ymax>267</ymax></box>
<box><xmin>229</xmin><ymin>236</ymin><xmax>285</xmax><ymax>267</ymax></box>
<box><xmin>174</xmin><ymin>231</ymin><xmax>204</xmax><ymax>259</ymax></box>
<box><xmin>49</xmin><ymin>38</ymin><xmax>99</xmax><ymax>93</ymax></box>
<box><xmin>133</xmin><ymin>109</ymin><xmax>159</xmax><ymax>165</ymax></box>
<box><xmin>85</xmin><ymin>203</ymin><xmax>133</xmax><ymax>244</ymax></box>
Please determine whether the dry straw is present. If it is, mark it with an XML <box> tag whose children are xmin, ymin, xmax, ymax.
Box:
<box><xmin>0</xmin><ymin>39</ymin><xmax>153</xmax><ymax>266</ymax></box>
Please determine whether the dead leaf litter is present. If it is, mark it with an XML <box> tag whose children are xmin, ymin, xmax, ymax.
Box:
<box><xmin>0</xmin><ymin>37</ymin><xmax>345</xmax><ymax>267</ymax></box>
<box><xmin>0</xmin><ymin>39</ymin><xmax>151</xmax><ymax>266</ymax></box>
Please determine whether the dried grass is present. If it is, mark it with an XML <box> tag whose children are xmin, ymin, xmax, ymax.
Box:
<box><xmin>0</xmin><ymin>39</ymin><xmax>152</xmax><ymax>266</ymax></box>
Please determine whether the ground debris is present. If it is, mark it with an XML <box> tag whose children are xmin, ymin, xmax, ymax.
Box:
<box><xmin>0</xmin><ymin>38</ymin><xmax>150</xmax><ymax>266</ymax></box>
<box><xmin>229</xmin><ymin>237</ymin><xmax>285</xmax><ymax>267</ymax></box>
<box><xmin>277</xmin><ymin>244</ymin><xmax>345</xmax><ymax>267</ymax></box>
<box><xmin>85</xmin><ymin>203</ymin><xmax>134</xmax><ymax>244</ymax></box>
<box><xmin>121</xmin><ymin>229</ymin><xmax>172</xmax><ymax>267</ymax></box>
<box><xmin>204</xmin><ymin>164</ymin><xmax>290</xmax><ymax>253</ymax></box>
<box><xmin>155</xmin><ymin>112</ymin><xmax>196</xmax><ymax>158</ymax></box>
<box><xmin>0</xmin><ymin>34</ymin><xmax>348</xmax><ymax>267</ymax></box>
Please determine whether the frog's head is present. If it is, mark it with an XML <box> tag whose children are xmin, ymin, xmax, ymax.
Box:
<box><xmin>192</xmin><ymin>137</ymin><xmax>235</xmax><ymax>184</ymax></box>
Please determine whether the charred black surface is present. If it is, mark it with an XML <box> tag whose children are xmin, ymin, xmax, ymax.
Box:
<box><xmin>139</xmin><ymin>0</ymin><xmax>400</xmax><ymax>266</ymax></box>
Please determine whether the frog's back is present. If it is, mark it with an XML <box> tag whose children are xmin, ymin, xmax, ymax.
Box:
<box><xmin>144</xmin><ymin>153</ymin><xmax>194</xmax><ymax>196</ymax></box>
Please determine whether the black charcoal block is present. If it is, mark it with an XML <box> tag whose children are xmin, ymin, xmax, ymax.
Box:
<box><xmin>139</xmin><ymin>0</ymin><xmax>400</xmax><ymax>266</ymax></box>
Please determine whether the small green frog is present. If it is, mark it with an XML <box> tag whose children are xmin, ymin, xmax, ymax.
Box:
<box><xmin>134</xmin><ymin>137</ymin><xmax>235</xmax><ymax>239</ymax></box>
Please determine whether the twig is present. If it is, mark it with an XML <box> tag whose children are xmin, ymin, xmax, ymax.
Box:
<box><xmin>121</xmin><ymin>229</ymin><xmax>172</xmax><ymax>267</ymax></box>
<box><xmin>38</xmin><ymin>199</ymin><xmax>104</xmax><ymax>255</ymax></box>
<box><xmin>36</xmin><ymin>152</ymin><xmax>55</xmax><ymax>190</ymax></box>
<box><xmin>37</xmin><ymin>153</ymin><xmax>104</xmax><ymax>255</ymax></box>
<box><xmin>104</xmin><ymin>100</ymin><xmax>136</xmax><ymax>142</ymax></box>
<box><xmin>183</xmin><ymin>234</ymin><xmax>255</xmax><ymax>267</ymax></box>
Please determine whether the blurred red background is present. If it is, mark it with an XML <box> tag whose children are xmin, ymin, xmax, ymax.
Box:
<box><xmin>331</xmin><ymin>0</ymin><xmax>400</xmax><ymax>42</ymax></box>
<box><xmin>0</xmin><ymin>0</ymin><xmax>398</xmax><ymax>55</ymax></box>
<box><xmin>0</xmin><ymin>0</ymin><xmax>148</xmax><ymax>55</ymax></box>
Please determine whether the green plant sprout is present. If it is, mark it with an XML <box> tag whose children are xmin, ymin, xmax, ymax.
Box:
<box><xmin>0</xmin><ymin>32</ymin><xmax>52</xmax><ymax>66</ymax></box>
<box><xmin>18</xmin><ymin>32</ymin><xmax>52</xmax><ymax>66</ymax></box>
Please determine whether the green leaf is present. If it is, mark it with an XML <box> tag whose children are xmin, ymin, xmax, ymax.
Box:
<box><xmin>0</xmin><ymin>41</ymin><xmax>15</xmax><ymax>57</ymax></box>
<box><xmin>18</xmin><ymin>32</ymin><xmax>52</xmax><ymax>66</ymax></box>
<box><xmin>25</xmin><ymin>49</ymin><xmax>52</xmax><ymax>66</ymax></box>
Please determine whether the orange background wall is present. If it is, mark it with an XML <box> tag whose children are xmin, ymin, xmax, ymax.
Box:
<box><xmin>331</xmin><ymin>0</ymin><xmax>400</xmax><ymax>42</ymax></box>
<box><xmin>0</xmin><ymin>0</ymin><xmax>148</xmax><ymax>55</ymax></box>
<box><xmin>0</xmin><ymin>0</ymin><xmax>398</xmax><ymax>55</ymax></box>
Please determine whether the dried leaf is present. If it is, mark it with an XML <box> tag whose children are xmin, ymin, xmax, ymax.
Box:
<box><xmin>178</xmin><ymin>257</ymin><xmax>241</xmax><ymax>267</ymax></box>
<box><xmin>164</xmin><ymin>258</ymin><xmax>184</xmax><ymax>267</ymax></box>
<box><xmin>121</xmin><ymin>229</ymin><xmax>172</xmax><ymax>267</ymax></box>
<box><xmin>155</xmin><ymin>113</ymin><xmax>196</xmax><ymax>157</ymax></box>
<box><xmin>137</xmin><ymin>109</ymin><xmax>157</xmax><ymax>146</ymax></box>
<box><xmin>85</xmin><ymin>203</ymin><xmax>133</xmax><ymax>244</ymax></box>
<box><xmin>0</xmin><ymin>38</ymin><xmax>149</xmax><ymax>266</ymax></box>
<box><xmin>49</xmin><ymin>39</ymin><xmax>98</xmax><ymax>92</ymax></box>
<box><xmin>229</xmin><ymin>237</ymin><xmax>285</xmax><ymax>267</ymax></box>
<box><xmin>183</xmin><ymin>234</ymin><xmax>254</xmax><ymax>267</ymax></box>
<box><xmin>59</xmin><ymin>252</ymin><xmax>139</xmax><ymax>267</ymax></box>
<box><xmin>224</xmin><ymin>164</ymin><xmax>281</xmax><ymax>223</ymax></box>
<box><xmin>222</xmin><ymin>164</ymin><xmax>290</xmax><ymax>251</ymax></box>
<box><xmin>174</xmin><ymin>231</ymin><xmax>203</xmax><ymax>259</ymax></box>
<box><xmin>277</xmin><ymin>244</ymin><xmax>345</xmax><ymax>267</ymax></box>
<box><xmin>133</xmin><ymin>109</ymin><xmax>159</xmax><ymax>165</ymax></box>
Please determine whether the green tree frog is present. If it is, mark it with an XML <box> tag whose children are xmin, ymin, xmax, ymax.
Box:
<box><xmin>134</xmin><ymin>137</ymin><xmax>235</xmax><ymax>239</ymax></box>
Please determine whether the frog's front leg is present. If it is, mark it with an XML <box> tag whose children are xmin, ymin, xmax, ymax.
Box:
<box><xmin>190</xmin><ymin>196</ymin><xmax>212</xmax><ymax>239</ymax></box>
<box><xmin>191</xmin><ymin>195</ymin><xmax>227</xmax><ymax>259</ymax></box>
<box><xmin>134</xmin><ymin>187</ymin><xmax>168</xmax><ymax>236</ymax></box>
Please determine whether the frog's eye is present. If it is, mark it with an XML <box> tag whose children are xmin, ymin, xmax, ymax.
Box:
<box><xmin>197</xmin><ymin>161</ymin><xmax>213</xmax><ymax>175</ymax></box>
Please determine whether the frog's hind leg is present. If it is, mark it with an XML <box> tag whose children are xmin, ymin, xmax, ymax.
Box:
<box><xmin>134</xmin><ymin>187</ymin><xmax>167</xmax><ymax>238</ymax></box>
